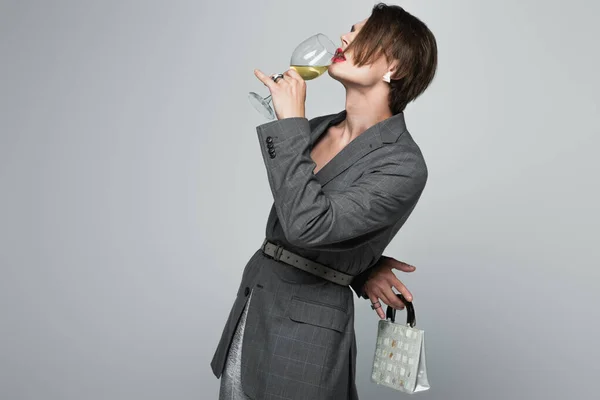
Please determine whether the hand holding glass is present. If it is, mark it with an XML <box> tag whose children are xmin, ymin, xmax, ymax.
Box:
<box><xmin>248</xmin><ymin>33</ymin><xmax>338</xmax><ymax>120</ymax></box>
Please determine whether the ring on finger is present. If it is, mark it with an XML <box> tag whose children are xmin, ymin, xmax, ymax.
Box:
<box><xmin>271</xmin><ymin>73</ymin><xmax>285</xmax><ymax>83</ymax></box>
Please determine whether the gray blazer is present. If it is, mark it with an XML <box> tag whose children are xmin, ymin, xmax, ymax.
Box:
<box><xmin>210</xmin><ymin>110</ymin><xmax>428</xmax><ymax>399</ymax></box>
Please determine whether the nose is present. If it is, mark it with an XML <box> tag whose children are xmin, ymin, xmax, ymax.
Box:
<box><xmin>340</xmin><ymin>34</ymin><xmax>349</xmax><ymax>49</ymax></box>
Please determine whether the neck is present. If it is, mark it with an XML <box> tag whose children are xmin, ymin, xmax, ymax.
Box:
<box><xmin>335</xmin><ymin>82</ymin><xmax>393</xmax><ymax>142</ymax></box>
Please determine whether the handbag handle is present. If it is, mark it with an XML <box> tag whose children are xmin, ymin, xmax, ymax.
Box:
<box><xmin>385</xmin><ymin>293</ymin><xmax>416</xmax><ymax>327</ymax></box>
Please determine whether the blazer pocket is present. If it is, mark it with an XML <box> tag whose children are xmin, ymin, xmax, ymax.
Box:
<box><xmin>288</xmin><ymin>296</ymin><xmax>348</xmax><ymax>333</ymax></box>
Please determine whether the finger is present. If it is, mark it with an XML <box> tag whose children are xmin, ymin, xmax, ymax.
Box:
<box><xmin>377</xmin><ymin>285</ymin><xmax>406</xmax><ymax>309</ymax></box>
<box><xmin>387</xmin><ymin>257</ymin><xmax>416</xmax><ymax>272</ymax></box>
<box><xmin>389</xmin><ymin>275</ymin><xmax>413</xmax><ymax>302</ymax></box>
<box><xmin>285</xmin><ymin>67</ymin><xmax>303</xmax><ymax>82</ymax></box>
<box><xmin>367</xmin><ymin>293</ymin><xmax>386</xmax><ymax>319</ymax></box>
<box><xmin>370</xmin><ymin>282</ymin><xmax>404</xmax><ymax>310</ymax></box>
<box><xmin>254</xmin><ymin>69</ymin><xmax>276</xmax><ymax>90</ymax></box>
<box><xmin>395</xmin><ymin>262</ymin><xmax>416</xmax><ymax>272</ymax></box>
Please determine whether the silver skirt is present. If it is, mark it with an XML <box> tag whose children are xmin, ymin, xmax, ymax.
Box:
<box><xmin>219</xmin><ymin>290</ymin><xmax>253</xmax><ymax>400</ymax></box>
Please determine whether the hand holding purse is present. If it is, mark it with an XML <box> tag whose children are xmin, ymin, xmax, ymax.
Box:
<box><xmin>371</xmin><ymin>293</ymin><xmax>430</xmax><ymax>393</ymax></box>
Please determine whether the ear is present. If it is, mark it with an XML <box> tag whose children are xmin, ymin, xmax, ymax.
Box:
<box><xmin>387</xmin><ymin>60</ymin><xmax>405</xmax><ymax>81</ymax></box>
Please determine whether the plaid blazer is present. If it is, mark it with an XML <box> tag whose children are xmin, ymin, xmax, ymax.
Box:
<box><xmin>210</xmin><ymin>110</ymin><xmax>428</xmax><ymax>399</ymax></box>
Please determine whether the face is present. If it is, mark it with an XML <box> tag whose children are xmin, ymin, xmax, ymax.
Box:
<box><xmin>328</xmin><ymin>18</ymin><xmax>393</xmax><ymax>87</ymax></box>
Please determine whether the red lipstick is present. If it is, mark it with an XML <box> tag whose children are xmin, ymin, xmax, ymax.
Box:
<box><xmin>332</xmin><ymin>47</ymin><xmax>346</xmax><ymax>63</ymax></box>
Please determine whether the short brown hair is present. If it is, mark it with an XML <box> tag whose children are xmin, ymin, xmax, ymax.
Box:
<box><xmin>344</xmin><ymin>3</ymin><xmax>438</xmax><ymax>114</ymax></box>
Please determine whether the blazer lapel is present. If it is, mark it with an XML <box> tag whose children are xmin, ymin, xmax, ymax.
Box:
<box><xmin>309</xmin><ymin>110</ymin><xmax>408</xmax><ymax>186</ymax></box>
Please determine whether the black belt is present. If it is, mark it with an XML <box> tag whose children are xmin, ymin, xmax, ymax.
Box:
<box><xmin>260</xmin><ymin>238</ymin><xmax>354</xmax><ymax>286</ymax></box>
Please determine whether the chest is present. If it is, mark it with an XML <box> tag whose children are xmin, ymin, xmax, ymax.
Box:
<box><xmin>310</xmin><ymin>127</ymin><xmax>347</xmax><ymax>175</ymax></box>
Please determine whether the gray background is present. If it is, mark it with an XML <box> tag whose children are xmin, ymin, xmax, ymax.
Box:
<box><xmin>1</xmin><ymin>0</ymin><xmax>599</xmax><ymax>399</ymax></box>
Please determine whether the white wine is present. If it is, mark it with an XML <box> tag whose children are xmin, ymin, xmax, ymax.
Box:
<box><xmin>290</xmin><ymin>65</ymin><xmax>329</xmax><ymax>80</ymax></box>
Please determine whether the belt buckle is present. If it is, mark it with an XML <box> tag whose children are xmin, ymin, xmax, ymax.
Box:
<box><xmin>262</xmin><ymin>239</ymin><xmax>284</xmax><ymax>262</ymax></box>
<box><xmin>273</xmin><ymin>243</ymin><xmax>284</xmax><ymax>261</ymax></box>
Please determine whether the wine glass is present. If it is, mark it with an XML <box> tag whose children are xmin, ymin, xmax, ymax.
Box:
<box><xmin>248</xmin><ymin>33</ymin><xmax>338</xmax><ymax>120</ymax></box>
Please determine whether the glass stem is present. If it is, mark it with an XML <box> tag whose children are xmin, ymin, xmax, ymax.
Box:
<box><xmin>264</xmin><ymin>94</ymin><xmax>272</xmax><ymax>103</ymax></box>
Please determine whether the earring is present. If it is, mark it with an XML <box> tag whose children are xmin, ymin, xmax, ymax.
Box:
<box><xmin>383</xmin><ymin>71</ymin><xmax>391</xmax><ymax>83</ymax></box>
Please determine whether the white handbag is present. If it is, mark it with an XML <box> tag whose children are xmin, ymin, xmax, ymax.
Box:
<box><xmin>371</xmin><ymin>293</ymin><xmax>430</xmax><ymax>394</ymax></box>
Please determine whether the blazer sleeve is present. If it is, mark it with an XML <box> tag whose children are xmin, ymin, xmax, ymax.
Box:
<box><xmin>349</xmin><ymin>263</ymin><xmax>377</xmax><ymax>299</ymax></box>
<box><xmin>256</xmin><ymin>117</ymin><xmax>427</xmax><ymax>251</ymax></box>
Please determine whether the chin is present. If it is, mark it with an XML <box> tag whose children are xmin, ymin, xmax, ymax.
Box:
<box><xmin>327</xmin><ymin>64</ymin><xmax>348</xmax><ymax>82</ymax></box>
<box><xmin>327</xmin><ymin>68</ymin><xmax>339</xmax><ymax>81</ymax></box>
<box><xmin>329</xmin><ymin>69</ymin><xmax>364</xmax><ymax>88</ymax></box>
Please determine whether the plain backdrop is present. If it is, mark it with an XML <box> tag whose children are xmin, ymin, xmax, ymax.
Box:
<box><xmin>1</xmin><ymin>0</ymin><xmax>599</xmax><ymax>399</ymax></box>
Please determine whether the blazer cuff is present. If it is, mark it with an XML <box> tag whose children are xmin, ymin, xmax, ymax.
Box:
<box><xmin>256</xmin><ymin>117</ymin><xmax>311</xmax><ymax>145</ymax></box>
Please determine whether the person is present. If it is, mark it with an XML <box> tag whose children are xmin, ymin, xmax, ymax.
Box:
<box><xmin>210</xmin><ymin>3</ymin><xmax>438</xmax><ymax>399</ymax></box>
